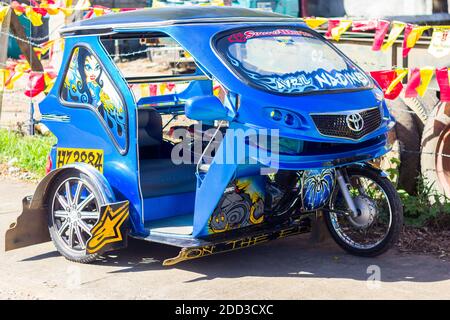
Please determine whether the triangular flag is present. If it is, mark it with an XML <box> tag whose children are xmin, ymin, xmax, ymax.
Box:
<box><xmin>326</xmin><ymin>19</ymin><xmax>352</xmax><ymax>41</ymax></box>
<box><xmin>436</xmin><ymin>67</ymin><xmax>450</xmax><ymax>102</ymax></box>
<box><xmin>25</xmin><ymin>6</ymin><xmax>43</xmax><ymax>26</ymax></box>
<box><xmin>352</xmin><ymin>19</ymin><xmax>378</xmax><ymax>32</ymax></box>
<box><xmin>25</xmin><ymin>72</ymin><xmax>46</xmax><ymax>98</ymax></box>
<box><xmin>370</xmin><ymin>69</ymin><xmax>406</xmax><ymax>100</ymax></box>
<box><xmin>0</xmin><ymin>5</ymin><xmax>10</xmax><ymax>23</ymax></box>
<box><xmin>304</xmin><ymin>17</ymin><xmax>328</xmax><ymax>29</ymax></box>
<box><xmin>382</xmin><ymin>21</ymin><xmax>406</xmax><ymax>52</ymax></box>
<box><xmin>386</xmin><ymin>68</ymin><xmax>408</xmax><ymax>97</ymax></box>
<box><xmin>406</xmin><ymin>25</ymin><xmax>430</xmax><ymax>48</ymax></box>
<box><xmin>402</xmin><ymin>24</ymin><xmax>414</xmax><ymax>58</ymax></box>
<box><xmin>372</xmin><ymin>20</ymin><xmax>390</xmax><ymax>51</ymax></box>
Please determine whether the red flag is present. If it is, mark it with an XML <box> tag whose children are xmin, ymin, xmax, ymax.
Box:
<box><xmin>370</xmin><ymin>70</ymin><xmax>403</xmax><ymax>100</ymax></box>
<box><xmin>24</xmin><ymin>72</ymin><xmax>45</xmax><ymax>98</ymax></box>
<box><xmin>372</xmin><ymin>20</ymin><xmax>390</xmax><ymax>51</ymax></box>
<box><xmin>352</xmin><ymin>19</ymin><xmax>378</xmax><ymax>32</ymax></box>
<box><xmin>149</xmin><ymin>84</ymin><xmax>157</xmax><ymax>96</ymax></box>
<box><xmin>404</xmin><ymin>68</ymin><xmax>421</xmax><ymax>98</ymax></box>
<box><xmin>436</xmin><ymin>67</ymin><xmax>450</xmax><ymax>102</ymax></box>
<box><xmin>325</xmin><ymin>19</ymin><xmax>340</xmax><ymax>38</ymax></box>
<box><xmin>402</xmin><ymin>24</ymin><xmax>414</xmax><ymax>58</ymax></box>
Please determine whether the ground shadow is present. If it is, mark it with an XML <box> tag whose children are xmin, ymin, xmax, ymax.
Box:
<box><xmin>47</xmin><ymin>235</ymin><xmax>450</xmax><ymax>284</ymax></box>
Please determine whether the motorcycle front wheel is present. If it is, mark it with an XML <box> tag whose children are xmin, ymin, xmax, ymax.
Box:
<box><xmin>324</xmin><ymin>166</ymin><xmax>403</xmax><ymax>257</ymax></box>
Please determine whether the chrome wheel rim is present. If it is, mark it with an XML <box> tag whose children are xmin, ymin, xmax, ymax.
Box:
<box><xmin>329</xmin><ymin>175</ymin><xmax>393</xmax><ymax>250</ymax></box>
<box><xmin>51</xmin><ymin>178</ymin><xmax>100</xmax><ymax>254</ymax></box>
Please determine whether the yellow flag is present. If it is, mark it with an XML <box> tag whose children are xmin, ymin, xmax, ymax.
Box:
<box><xmin>382</xmin><ymin>22</ymin><xmax>406</xmax><ymax>52</ymax></box>
<box><xmin>331</xmin><ymin>19</ymin><xmax>352</xmax><ymax>41</ymax></box>
<box><xmin>44</xmin><ymin>72</ymin><xmax>56</xmax><ymax>94</ymax></box>
<box><xmin>407</xmin><ymin>26</ymin><xmax>430</xmax><ymax>48</ymax></box>
<box><xmin>304</xmin><ymin>17</ymin><xmax>328</xmax><ymax>29</ymax></box>
<box><xmin>60</xmin><ymin>7</ymin><xmax>74</xmax><ymax>16</ymax></box>
<box><xmin>25</xmin><ymin>6</ymin><xmax>43</xmax><ymax>27</ymax></box>
<box><xmin>93</xmin><ymin>7</ymin><xmax>106</xmax><ymax>16</ymax></box>
<box><xmin>6</xmin><ymin>72</ymin><xmax>24</xmax><ymax>90</ymax></box>
<box><xmin>417</xmin><ymin>67</ymin><xmax>434</xmax><ymax>97</ymax></box>
<box><xmin>0</xmin><ymin>6</ymin><xmax>10</xmax><ymax>24</ymax></box>
<box><xmin>386</xmin><ymin>68</ymin><xmax>408</xmax><ymax>94</ymax></box>
<box><xmin>140</xmin><ymin>84</ymin><xmax>149</xmax><ymax>98</ymax></box>
<box><xmin>0</xmin><ymin>69</ymin><xmax>10</xmax><ymax>91</ymax></box>
<box><xmin>40</xmin><ymin>3</ymin><xmax>60</xmax><ymax>16</ymax></box>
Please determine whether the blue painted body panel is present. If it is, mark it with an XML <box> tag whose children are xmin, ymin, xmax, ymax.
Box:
<box><xmin>40</xmin><ymin>9</ymin><xmax>394</xmax><ymax>241</ymax></box>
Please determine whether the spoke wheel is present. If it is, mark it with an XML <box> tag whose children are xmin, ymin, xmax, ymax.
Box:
<box><xmin>324</xmin><ymin>166</ymin><xmax>403</xmax><ymax>257</ymax></box>
<box><xmin>48</xmin><ymin>171</ymin><xmax>105</xmax><ymax>263</ymax></box>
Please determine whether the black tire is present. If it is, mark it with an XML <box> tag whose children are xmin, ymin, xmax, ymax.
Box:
<box><xmin>420</xmin><ymin>101</ymin><xmax>450</xmax><ymax>201</ymax></box>
<box><xmin>388</xmin><ymin>99</ymin><xmax>421</xmax><ymax>194</ymax></box>
<box><xmin>47</xmin><ymin>170</ymin><xmax>105</xmax><ymax>263</ymax></box>
<box><xmin>324</xmin><ymin>166</ymin><xmax>403</xmax><ymax>257</ymax></box>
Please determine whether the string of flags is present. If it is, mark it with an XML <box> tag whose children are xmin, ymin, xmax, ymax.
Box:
<box><xmin>370</xmin><ymin>68</ymin><xmax>450</xmax><ymax>101</ymax></box>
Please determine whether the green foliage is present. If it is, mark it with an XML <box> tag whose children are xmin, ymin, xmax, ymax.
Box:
<box><xmin>0</xmin><ymin>129</ymin><xmax>56</xmax><ymax>178</ymax></box>
<box><xmin>386</xmin><ymin>156</ymin><xmax>450</xmax><ymax>227</ymax></box>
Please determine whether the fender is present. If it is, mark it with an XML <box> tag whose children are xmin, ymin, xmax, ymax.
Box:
<box><xmin>352</xmin><ymin>162</ymin><xmax>389</xmax><ymax>178</ymax></box>
<box><xmin>5</xmin><ymin>163</ymin><xmax>116</xmax><ymax>251</ymax></box>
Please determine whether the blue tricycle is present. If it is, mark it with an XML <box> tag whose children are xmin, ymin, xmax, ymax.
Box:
<box><xmin>5</xmin><ymin>7</ymin><xmax>402</xmax><ymax>266</ymax></box>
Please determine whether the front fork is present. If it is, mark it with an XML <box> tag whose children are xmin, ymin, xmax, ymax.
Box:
<box><xmin>335</xmin><ymin>168</ymin><xmax>359</xmax><ymax>218</ymax></box>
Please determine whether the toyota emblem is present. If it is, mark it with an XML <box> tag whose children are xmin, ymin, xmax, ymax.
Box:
<box><xmin>346</xmin><ymin>113</ymin><xmax>364</xmax><ymax>132</ymax></box>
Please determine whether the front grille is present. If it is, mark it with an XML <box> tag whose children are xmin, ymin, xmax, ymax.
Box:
<box><xmin>310</xmin><ymin>107</ymin><xmax>382</xmax><ymax>140</ymax></box>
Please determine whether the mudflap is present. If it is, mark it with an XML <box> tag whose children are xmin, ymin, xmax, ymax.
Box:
<box><xmin>5</xmin><ymin>196</ymin><xmax>50</xmax><ymax>251</ymax></box>
<box><xmin>86</xmin><ymin>201</ymin><xmax>130</xmax><ymax>255</ymax></box>
<box><xmin>163</xmin><ymin>220</ymin><xmax>311</xmax><ymax>266</ymax></box>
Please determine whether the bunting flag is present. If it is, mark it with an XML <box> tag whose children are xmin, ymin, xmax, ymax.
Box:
<box><xmin>0</xmin><ymin>69</ymin><xmax>10</xmax><ymax>91</ymax></box>
<box><xmin>352</xmin><ymin>19</ymin><xmax>378</xmax><ymax>32</ymax></box>
<box><xmin>428</xmin><ymin>27</ymin><xmax>450</xmax><ymax>58</ymax></box>
<box><xmin>406</xmin><ymin>25</ymin><xmax>430</xmax><ymax>49</ymax></box>
<box><xmin>370</xmin><ymin>69</ymin><xmax>405</xmax><ymax>100</ymax></box>
<box><xmin>372</xmin><ymin>20</ymin><xmax>390</xmax><ymax>51</ymax></box>
<box><xmin>402</xmin><ymin>24</ymin><xmax>414</xmax><ymax>58</ymax></box>
<box><xmin>24</xmin><ymin>6</ymin><xmax>43</xmax><ymax>26</ymax></box>
<box><xmin>304</xmin><ymin>17</ymin><xmax>328</xmax><ymax>29</ymax></box>
<box><xmin>326</xmin><ymin>19</ymin><xmax>352</xmax><ymax>41</ymax></box>
<box><xmin>25</xmin><ymin>72</ymin><xmax>45</xmax><ymax>98</ymax></box>
<box><xmin>382</xmin><ymin>21</ymin><xmax>406</xmax><ymax>52</ymax></box>
<box><xmin>436</xmin><ymin>67</ymin><xmax>450</xmax><ymax>102</ymax></box>
<box><xmin>404</xmin><ymin>67</ymin><xmax>434</xmax><ymax>98</ymax></box>
<box><xmin>0</xmin><ymin>5</ymin><xmax>9</xmax><ymax>23</ymax></box>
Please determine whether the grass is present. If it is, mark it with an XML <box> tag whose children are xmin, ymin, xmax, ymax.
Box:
<box><xmin>0</xmin><ymin>129</ymin><xmax>56</xmax><ymax>178</ymax></box>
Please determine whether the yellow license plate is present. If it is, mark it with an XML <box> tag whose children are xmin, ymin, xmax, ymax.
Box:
<box><xmin>56</xmin><ymin>148</ymin><xmax>104</xmax><ymax>173</ymax></box>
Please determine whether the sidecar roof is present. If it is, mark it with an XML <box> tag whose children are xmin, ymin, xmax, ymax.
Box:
<box><xmin>60</xmin><ymin>6</ymin><xmax>301</xmax><ymax>36</ymax></box>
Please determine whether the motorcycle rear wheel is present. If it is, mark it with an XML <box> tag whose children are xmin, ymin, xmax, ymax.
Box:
<box><xmin>324</xmin><ymin>166</ymin><xmax>403</xmax><ymax>257</ymax></box>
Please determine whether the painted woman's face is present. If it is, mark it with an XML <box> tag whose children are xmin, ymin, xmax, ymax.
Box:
<box><xmin>84</xmin><ymin>55</ymin><xmax>101</xmax><ymax>83</ymax></box>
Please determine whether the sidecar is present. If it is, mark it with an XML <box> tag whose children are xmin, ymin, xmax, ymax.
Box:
<box><xmin>6</xmin><ymin>7</ymin><xmax>396</xmax><ymax>265</ymax></box>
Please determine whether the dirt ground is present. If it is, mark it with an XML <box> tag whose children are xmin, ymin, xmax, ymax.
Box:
<box><xmin>1</xmin><ymin>177</ymin><xmax>450</xmax><ymax>300</ymax></box>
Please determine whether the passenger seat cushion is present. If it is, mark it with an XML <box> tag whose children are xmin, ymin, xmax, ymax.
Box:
<box><xmin>138</xmin><ymin>108</ymin><xmax>162</xmax><ymax>147</ymax></box>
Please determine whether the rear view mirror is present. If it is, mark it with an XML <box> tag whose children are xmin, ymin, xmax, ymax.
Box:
<box><xmin>185</xmin><ymin>96</ymin><xmax>232</xmax><ymax>121</ymax></box>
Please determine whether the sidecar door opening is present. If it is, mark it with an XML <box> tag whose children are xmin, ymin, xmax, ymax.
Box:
<box><xmin>101</xmin><ymin>32</ymin><xmax>216</xmax><ymax>236</ymax></box>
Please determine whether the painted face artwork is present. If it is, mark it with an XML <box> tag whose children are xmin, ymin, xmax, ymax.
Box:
<box><xmin>217</xmin><ymin>28</ymin><xmax>371</xmax><ymax>94</ymax></box>
<box><xmin>61</xmin><ymin>47</ymin><xmax>127</xmax><ymax>151</ymax></box>
<box><xmin>84</xmin><ymin>55</ymin><xmax>101</xmax><ymax>83</ymax></box>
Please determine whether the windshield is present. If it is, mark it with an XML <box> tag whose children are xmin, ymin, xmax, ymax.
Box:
<box><xmin>215</xmin><ymin>27</ymin><xmax>371</xmax><ymax>94</ymax></box>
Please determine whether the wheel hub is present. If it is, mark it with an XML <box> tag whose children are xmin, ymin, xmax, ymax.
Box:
<box><xmin>347</xmin><ymin>195</ymin><xmax>378</xmax><ymax>229</ymax></box>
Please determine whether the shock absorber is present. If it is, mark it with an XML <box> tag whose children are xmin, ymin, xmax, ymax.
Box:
<box><xmin>335</xmin><ymin>169</ymin><xmax>359</xmax><ymax>218</ymax></box>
